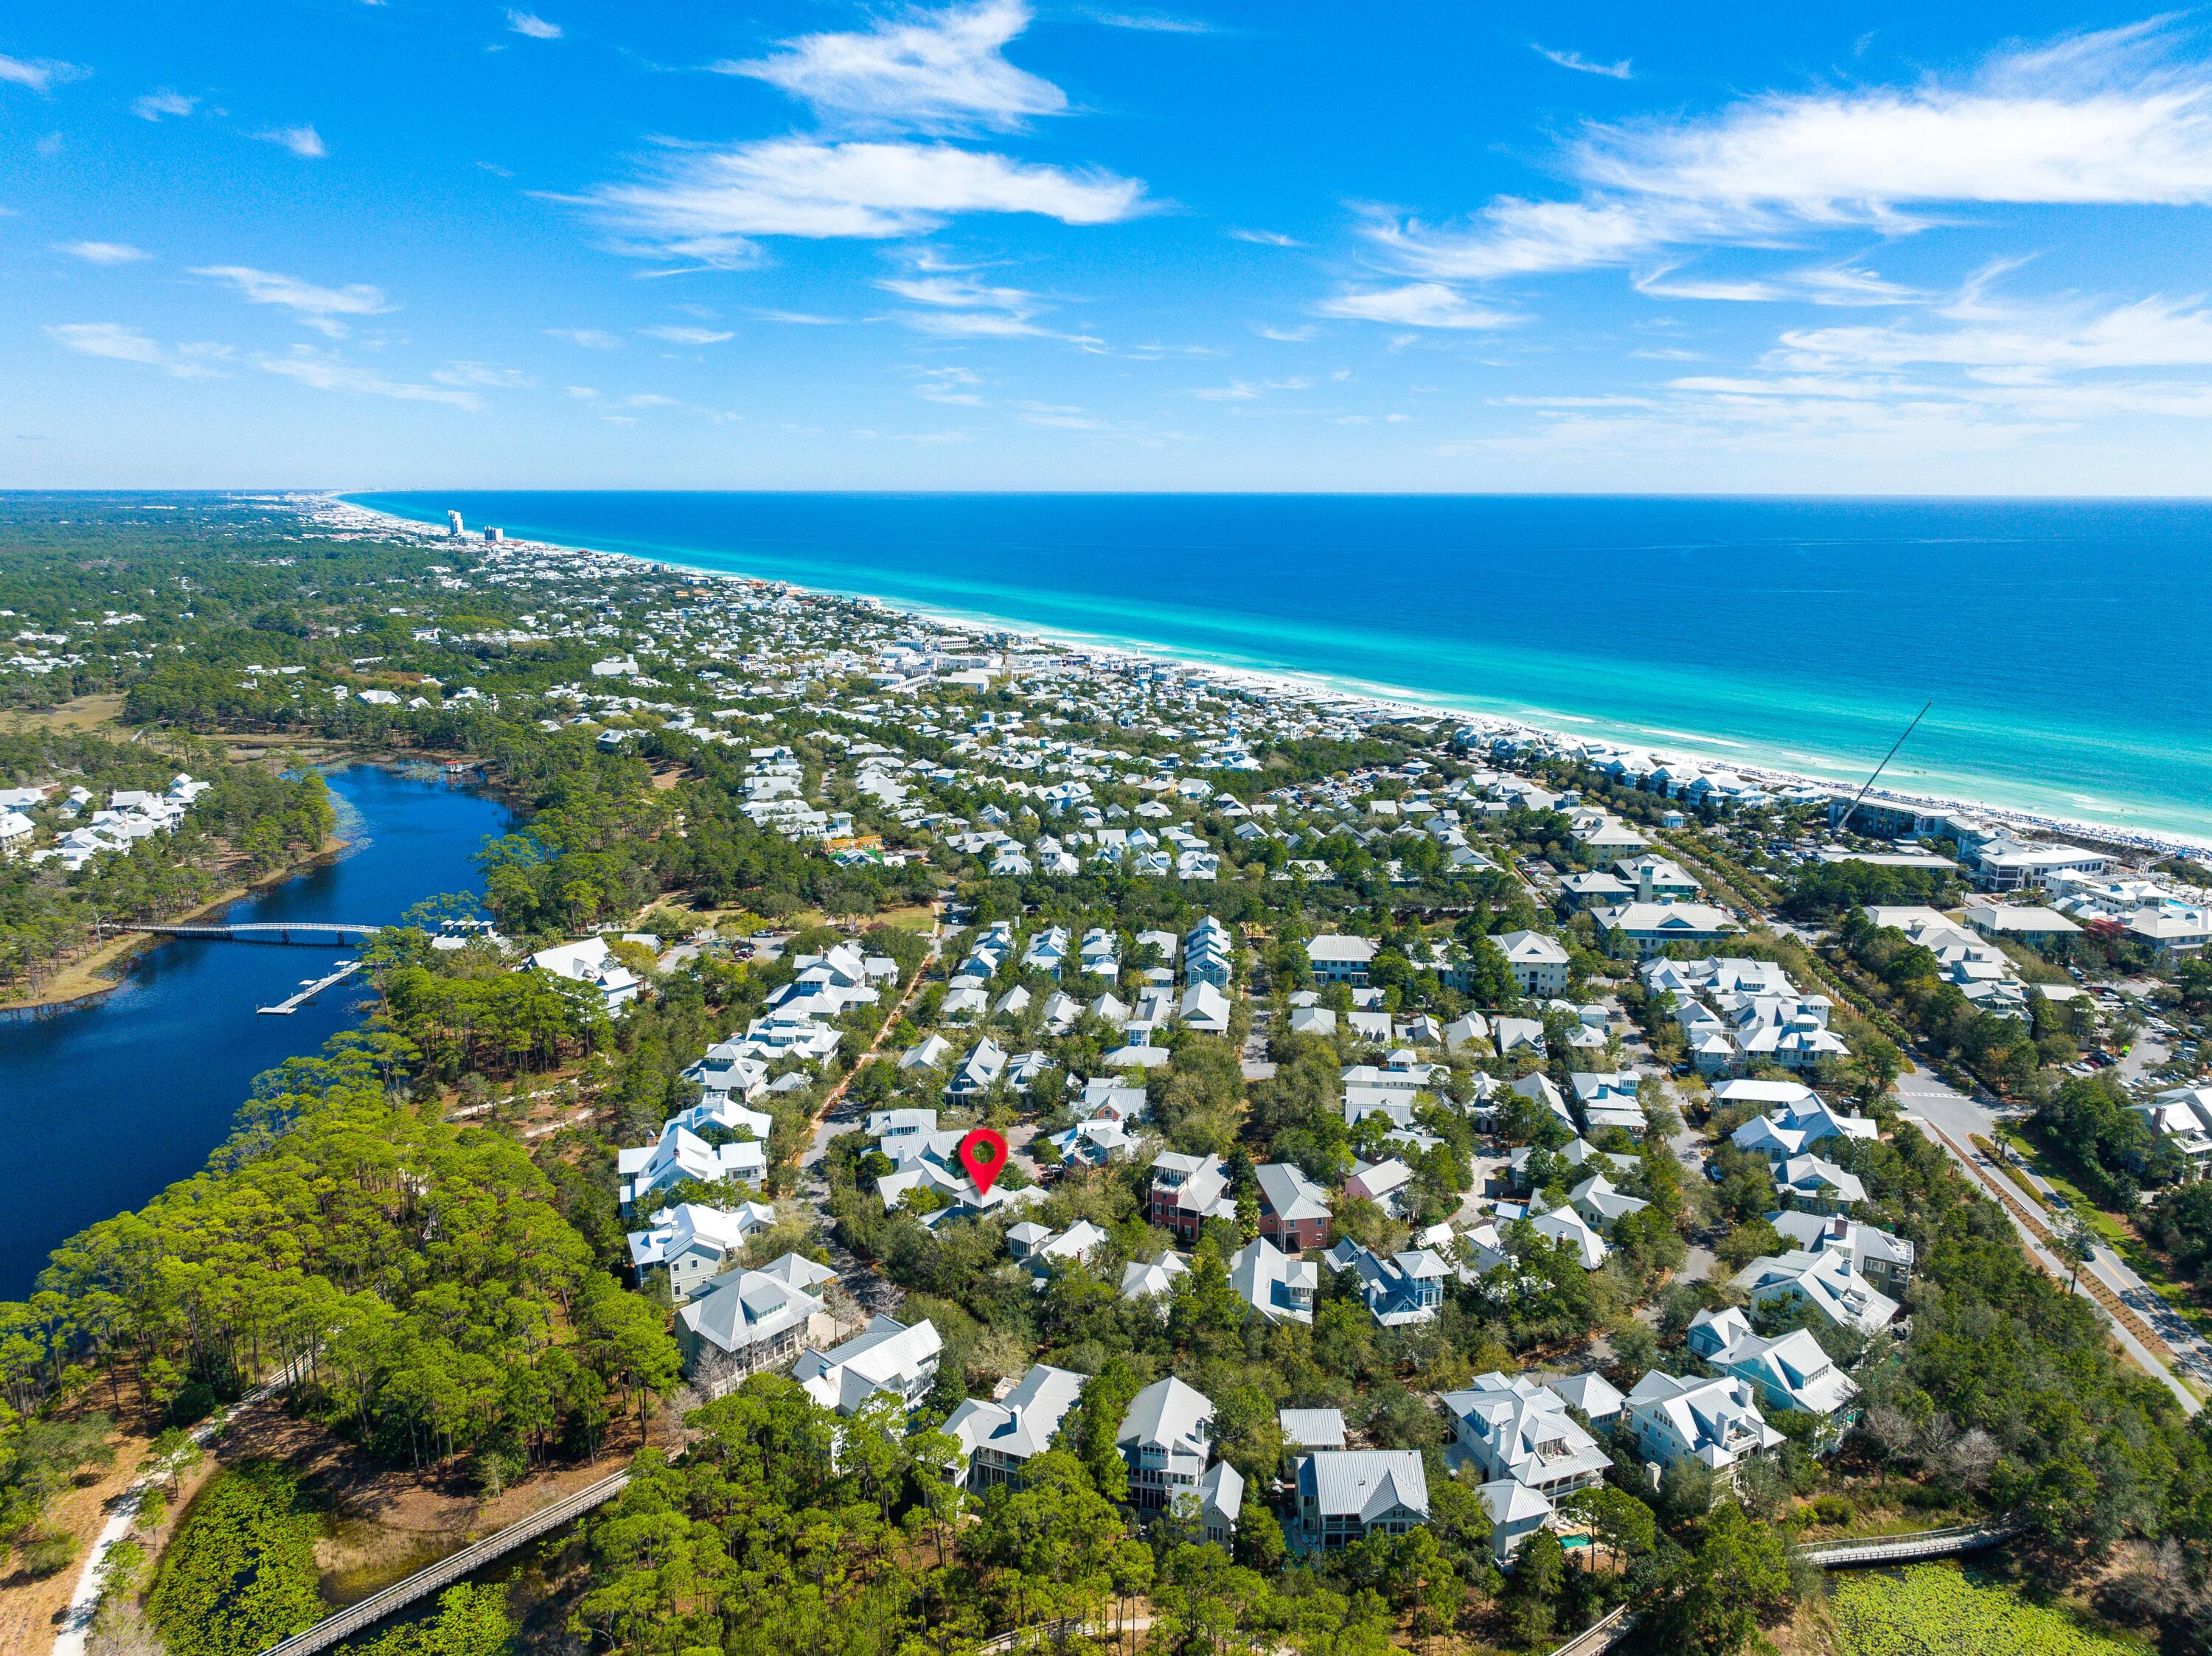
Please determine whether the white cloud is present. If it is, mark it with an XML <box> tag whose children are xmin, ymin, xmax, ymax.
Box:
<box><xmin>1535</xmin><ymin>44</ymin><xmax>1631</xmax><ymax>80</ymax></box>
<box><xmin>60</xmin><ymin>241</ymin><xmax>149</xmax><ymax>265</ymax></box>
<box><xmin>434</xmin><ymin>361</ymin><xmax>535</xmax><ymax>388</ymax></box>
<box><xmin>878</xmin><ymin>273</ymin><xmax>1037</xmax><ymax>310</ymax></box>
<box><xmin>257</xmin><ymin>125</ymin><xmax>327</xmax><ymax>159</ymax></box>
<box><xmin>1253</xmin><ymin>323</ymin><xmax>1316</xmax><ymax>342</ymax></box>
<box><xmin>586</xmin><ymin>139</ymin><xmax>1144</xmax><ymax>260</ymax></box>
<box><xmin>1192</xmin><ymin>375</ymin><xmax>1310</xmax><ymax>400</ymax></box>
<box><xmin>1084</xmin><ymin>10</ymin><xmax>1216</xmax><ymax>32</ymax></box>
<box><xmin>546</xmin><ymin>327</ymin><xmax>622</xmax><ymax>349</ymax></box>
<box><xmin>1775</xmin><ymin>292</ymin><xmax>2212</xmax><ymax>375</ymax></box>
<box><xmin>1373</xmin><ymin>23</ymin><xmax>2212</xmax><ymax>284</ymax></box>
<box><xmin>1229</xmin><ymin>228</ymin><xmax>1300</xmax><ymax>246</ymax></box>
<box><xmin>624</xmin><ymin>392</ymin><xmax>680</xmax><ymax>408</ymax></box>
<box><xmin>47</xmin><ymin>322</ymin><xmax>226</xmax><ymax>378</ymax></box>
<box><xmin>875</xmin><ymin>267</ymin><xmax>1099</xmax><ymax>341</ymax></box>
<box><xmin>192</xmin><ymin>265</ymin><xmax>390</xmax><ymax>336</ymax></box>
<box><xmin>1314</xmin><ymin>282</ymin><xmax>1520</xmax><ymax>330</ymax></box>
<box><xmin>567</xmin><ymin>385</ymin><xmax>599</xmax><ymax>399</ymax></box>
<box><xmin>255</xmin><ymin>345</ymin><xmax>481</xmax><ymax>409</ymax></box>
<box><xmin>507</xmin><ymin>10</ymin><xmax>562</xmax><ymax>40</ymax></box>
<box><xmin>132</xmin><ymin>90</ymin><xmax>198</xmax><ymax>121</ymax></box>
<box><xmin>0</xmin><ymin>55</ymin><xmax>86</xmax><ymax>94</ymax></box>
<box><xmin>728</xmin><ymin>0</ymin><xmax>1062</xmax><ymax>132</ymax></box>
<box><xmin>640</xmin><ymin>325</ymin><xmax>734</xmax><ymax>344</ymax></box>
<box><xmin>911</xmin><ymin>365</ymin><xmax>986</xmax><ymax>403</ymax></box>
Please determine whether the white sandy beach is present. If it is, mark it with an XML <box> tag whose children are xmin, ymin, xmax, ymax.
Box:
<box><xmin>313</xmin><ymin>494</ymin><xmax>2212</xmax><ymax>860</ymax></box>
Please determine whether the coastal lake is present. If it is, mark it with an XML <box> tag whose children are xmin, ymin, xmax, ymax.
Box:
<box><xmin>0</xmin><ymin>765</ymin><xmax>513</xmax><ymax>1299</ymax></box>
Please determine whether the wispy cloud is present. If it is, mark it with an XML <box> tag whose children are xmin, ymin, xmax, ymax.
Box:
<box><xmin>876</xmin><ymin>265</ymin><xmax>1099</xmax><ymax>342</ymax></box>
<box><xmin>640</xmin><ymin>324</ymin><xmax>734</xmax><ymax>344</ymax></box>
<box><xmin>256</xmin><ymin>345</ymin><xmax>481</xmax><ymax>409</ymax></box>
<box><xmin>507</xmin><ymin>10</ymin><xmax>562</xmax><ymax>40</ymax></box>
<box><xmin>910</xmin><ymin>364</ymin><xmax>986</xmax><ymax>403</ymax></box>
<box><xmin>434</xmin><ymin>361</ymin><xmax>535</xmax><ymax>388</ymax></box>
<box><xmin>545</xmin><ymin>327</ymin><xmax>622</xmax><ymax>348</ymax></box>
<box><xmin>132</xmin><ymin>89</ymin><xmax>198</xmax><ymax>121</ymax></box>
<box><xmin>1083</xmin><ymin>10</ymin><xmax>1218</xmax><ymax>32</ymax></box>
<box><xmin>0</xmin><ymin>55</ymin><xmax>87</xmax><ymax>94</ymax></box>
<box><xmin>1314</xmin><ymin>282</ymin><xmax>1519</xmax><ymax>330</ymax></box>
<box><xmin>584</xmin><ymin>139</ymin><xmax>1145</xmax><ymax>262</ymax></box>
<box><xmin>1229</xmin><ymin>227</ymin><xmax>1300</xmax><ymax>246</ymax></box>
<box><xmin>725</xmin><ymin>0</ymin><xmax>1062</xmax><ymax>133</ymax></box>
<box><xmin>191</xmin><ymin>265</ymin><xmax>390</xmax><ymax>336</ymax></box>
<box><xmin>256</xmin><ymin>125</ymin><xmax>327</xmax><ymax>159</ymax></box>
<box><xmin>1374</xmin><ymin>23</ymin><xmax>2212</xmax><ymax>287</ymax></box>
<box><xmin>60</xmin><ymin>242</ymin><xmax>149</xmax><ymax>265</ymax></box>
<box><xmin>47</xmin><ymin>323</ymin><xmax>226</xmax><ymax>378</ymax></box>
<box><xmin>1534</xmin><ymin>44</ymin><xmax>1631</xmax><ymax>80</ymax></box>
<box><xmin>1253</xmin><ymin>323</ymin><xmax>1317</xmax><ymax>342</ymax></box>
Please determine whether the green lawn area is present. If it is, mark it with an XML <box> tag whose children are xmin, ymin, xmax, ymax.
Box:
<box><xmin>1829</xmin><ymin>1565</ymin><xmax>2150</xmax><ymax>1656</ymax></box>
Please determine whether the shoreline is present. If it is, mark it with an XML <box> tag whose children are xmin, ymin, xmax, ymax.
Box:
<box><xmin>318</xmin><ymin>494</ymin><xmax>2212</xmax><ymax>860</ymax></box>
<box><xmin>0</xmin><ymin>832</ymin><xmax>354</xmax><ymax>1017</ymax></box>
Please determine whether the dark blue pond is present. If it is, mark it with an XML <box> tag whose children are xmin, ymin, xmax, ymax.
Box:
<box><xmin>0</xmin><ymin>765</ymin><xmax>512</xmax><ymax>1299</ymax></box>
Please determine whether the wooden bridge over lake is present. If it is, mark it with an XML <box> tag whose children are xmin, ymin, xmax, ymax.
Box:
<box><xmin>107</xmin><ymin>920</ymin><xmax>383</xmax><ymax>946</ymax></box>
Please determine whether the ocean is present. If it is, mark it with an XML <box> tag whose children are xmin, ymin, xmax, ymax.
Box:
<box><xmin>347</xmin><ymin>493</ymin><xmax>2212</xmax><ymax>845</ymax></box>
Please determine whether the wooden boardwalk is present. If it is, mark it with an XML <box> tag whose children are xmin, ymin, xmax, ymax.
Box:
<box><xmin>1536</xmin><ymin>1521</ymin><xmax>2019</xmax><ymax>1656</ymax></box>
<box><xmin>255</xmin><ymin>1470</ymin><xmax>630</xmax><ymax>1656</ymax></box>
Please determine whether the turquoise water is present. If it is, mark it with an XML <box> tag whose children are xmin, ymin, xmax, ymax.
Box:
<box><xmin>348</xmin><ymin>493</ymin><xmax>2212</xmax><ymax>844</ymax></box>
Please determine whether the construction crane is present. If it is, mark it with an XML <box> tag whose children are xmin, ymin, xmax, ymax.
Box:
<box><xmin>1834</xmin><ymin>700</ymin><xmax>1933</xmax><ymax>838</ymax></box>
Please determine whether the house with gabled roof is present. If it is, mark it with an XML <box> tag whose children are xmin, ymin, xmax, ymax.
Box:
<box><xmin>1688</xmin><ymin>1309</ymin><xmax>1859</xmax><ymax>1449</ymax></box>
<box><xmin>1117</xmin><ymin>1376</ymin><xmax>1217</xmax><ymax>1512</ymax></box>
<box><xmin>675</xmin><ymin>1253</ymin><xmax>839</xmax><ymax>1398</ymax></box>
<box><xmin>1295</xmin><ymin>1450</ymin><xmax>1430</xmax><ymax>1546</ymax></box>
<box><xmin>1227</xmin><ymin>1236</ymin><xmax>1317</xmax><ymax>1324</ymax></box>
<box><xmin>626</xmin><ymin>1200</ymin><xmax>779</xmax><ymax>1301</ymax></box>
<box><xmin>1624</xmin><ymin>1370</ymin><xmax>1782</xmax><ymax>1475</ymax></box>
<box><xmin>944</xmin><ymin>1364</ymin><xmax>1087</xmax><ymax>1490</ymax></box>
<box><xmin>793</xmin><ymin>1313</ymin><xmax>943</xmax><ymax>1416</ymax></box>
<box><xmin>1254</xmin><ymin>1161</ymin><xmax>1332</xmax><ymax>1250</ymax></box>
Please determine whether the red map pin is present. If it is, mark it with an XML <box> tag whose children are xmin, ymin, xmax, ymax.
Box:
<box><xmin>957</xmin><ymin>1127</ymin><xmax>1011</xmax><ymax>1197</ymax></box>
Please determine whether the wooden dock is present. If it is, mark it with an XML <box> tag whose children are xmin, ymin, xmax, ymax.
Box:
<box><xmin>258</xmin><ymin>959</ymin><xmax>363</xmax><ymax>1015</ymax></box>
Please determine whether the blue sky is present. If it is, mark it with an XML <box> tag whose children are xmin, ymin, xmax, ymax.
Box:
<box><xmin>13</xmin><ymin>2</ymin><xmax>2212</xmax><ymax>491</ymax></box>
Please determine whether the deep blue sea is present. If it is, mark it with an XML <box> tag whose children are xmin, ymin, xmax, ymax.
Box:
<box><xmin>0</xmin><ymin>766</ymin><xmax>512</xmax><ymax>1298</ymax></box>
<box><xmin>349</xmin><ymin>493</ymin><xmax>2212</xmax><ymax>844</ymax></box>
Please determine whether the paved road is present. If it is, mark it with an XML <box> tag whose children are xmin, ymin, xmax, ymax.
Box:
<box><xmin>1895</xmin><ymin>1062</ymin><xmax>2211</xmax><ymax>1392</ymax></box>
<box><xmin>1902</xmin><ymin>1104</ymin><xmax>2203</xmax><ymax>1413</ymax></box>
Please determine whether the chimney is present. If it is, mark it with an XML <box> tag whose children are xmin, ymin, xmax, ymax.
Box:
<box><xmin>1638</xmin><ymin>863</ymin><xmax>1655</xmax><ymax>902</ymax></box>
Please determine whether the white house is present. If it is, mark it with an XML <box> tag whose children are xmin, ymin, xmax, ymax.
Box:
<box><xmin>793</xmin><ymin>1313</ymin><xmax>944</xmax><ymax>1415</ymax></box>
<box><xmin>1489</xmin><ymin>930</ymin><xmax>1571</xmax><ymax>996</ymax></box>
<box><xmin>1226</xmin><ymin>1236</ymin><xmax>1318</xmax><ymax>1325</ymax></box>
<box><xmin>527</xmin><ymin>936</ymin><xmax>641</xmax><ymax>1013</ymax></box>
<box><xmin>1624</xmin><ymin>1370</ymin><xmax>1783</xmax><ymax>1475</ymax></box>
<box><xmin>1733</xmin><ymin>1249</ymin><xmax>1899</xmax><ymax>1334</ymax></box>
<box><xmin>943</xmin><ymin>1364</ymin><xmax>1087</xmax><ymax>1490</ymax></box>
<box><xmin>1442</xmin><ymin>1372</ymin><xmax>1612</xmax><ymax>1498</ymax></box>
<box><xmin>617</xmin><ymin>1124</ymin><xmax>768</xmax><ymax>1211</ymax></box>
<box><xmin>626</xmin><ymin>1200</ymin><xmax>779</xmax><ymax>1300</ymax></box>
